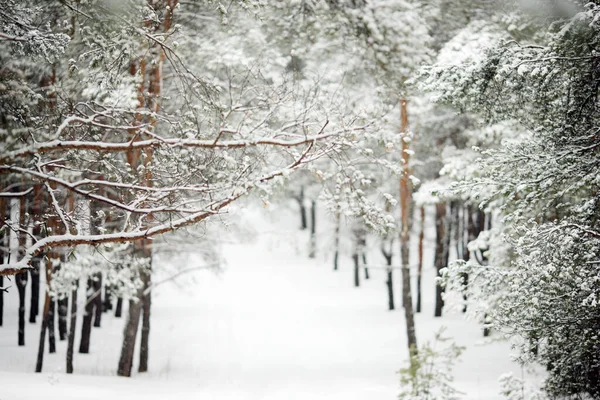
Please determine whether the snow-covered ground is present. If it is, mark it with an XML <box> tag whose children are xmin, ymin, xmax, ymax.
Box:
<box><xmin>0</xmin><ymin>204</ymin><xmax>540</xmax><ymax>399</ymax></box>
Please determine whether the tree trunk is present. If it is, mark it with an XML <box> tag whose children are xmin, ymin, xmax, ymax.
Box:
<box><xmin>79</xmin><ymin>279</ymin><xmax>94</xmax><ymax>353</ymax></box>
<box><xmin>29</xmin><ymin>257</ymin><xmax>41</xmax><ymax>323</ymax></box>
<box><xmin>333</xmin><ymin>211</ymin><xmax>340</xmax><ymax>271</ymax></box>
<box><xmin>17</xmin><ymin>196</ymin><xmax>28</xmax><ymax>346</ymax></box>
<box><xmin>0</xmin><ymin>198</ymin><xmax>4</xmax><ymax>326</ymax></box>
<box><xmin>298</xmin><ymin>186</ymin><xmax>307</xmax><ymax>230</ymax></box>
<box><xmin>66</xmin><ymin>282</ymin><xmax>78</xmax><ymax>374</ymax></box>
<box><xmin>434</xmin><ymin>202</ymin><xmax>447</xmax><ymax>317</ymax></box>
<box><xmin>361</xmin><ymin>234</ymin><xmax>369</xmax><ymax>279</ymax></box>
<box><xmin>48</xmin><ymin>299</ymin><xmax>56</xmax><ymax>353</ymax></box>
<box><xmin>58</xmin><ymin>297</ymin><xmax>68</xmax><ymax>340</ymax></box>
<box><xmin>308</xmin><ymin>200</ymin><xmax>316</xmax><ymax>258</ymax></box>
<box><xmin>93</xmin><ymin>273</ymin><xmax>102</xmax><ymax>327</ymax></box>
<box><xmin>399</xmin><ymin>98</ymin><xmax>417</xmax><ymax>356</ymax></box>
<box><xmin>103</xmin><ymin>286</ymin><xmax>113</xmax><ymax>312</ymax></box>
<box><xmin>35</xmin><ymin>260</ymin><xmax>53</xmax><ymax>373</ymax></box>
<box><xmin>117</xmin><ymin>292</ymin><xmax>144</xmax><ymax>377</ymax></box>
<box><xmin>138</xmin><ymin>268</ymin><xmax>151</xmax><ymax>373</ymax></box>
<box><xmin>353</xmin><ymin>253</ymin><xmax>360</xmax><ymax>287</ymax></box>
<box><xmin>416</xmin><ymin>206</ymin><xmax>425</xmax><ymax>313</ymax></box>
<box><xmin>16</xmin><ymin>271</ymin><xmax>28</xmax><ymax>346</ymax></box>
<box><xmin>382</xmin><ymin>244</ymin><xmax>394</xmax><ymax>311</ymax></box>
<box><xmin>115</xmin><ymin>297</ymin><xmax>123</xmax><ymax>318</ymax></box>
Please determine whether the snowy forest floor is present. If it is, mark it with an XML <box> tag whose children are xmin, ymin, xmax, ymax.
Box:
<box><xmin>0</xmin><ymin>203</ymin><xmax>542</xmax><ymax>399</ymax></box>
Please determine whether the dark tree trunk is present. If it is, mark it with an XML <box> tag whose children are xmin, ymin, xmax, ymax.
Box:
<box><xmin>461</xmin><ymin>205</ymin><xmax>476</xmax><ymax>313</ymax></box>
<box><xmin>35</xmin><ymin>264</ymin><xmax>53</xmax><ymax>373</ymax></box>
<box><xmin>353</xmin><ymin>253</ymin><xmax>360</xmax><ymax>287</ymax></box>
<box><xmin>0</xmin><ymin>198</ymin><xmax>4</xmax><ymax>326</ymax></box>
<box><xmin>361</xmin><ymin>234</ymin><xmax>369</xmax><ymax>279</ymax></box>
<box><xmin>308</xmin><ymin>200</ymin><xmax>316</xmax><ymax>258</ymax></box>
<box><xmin>382</xmin><ymin>245</ymin><xmax>394</xmax><ymax>311</ymax></box>
<box><xmin>93</xmin><ymin>274</ymin><xmax>102</xmax><ymax>327</ymax></box>
<box><xmin>298</xmin><ymin>186</ymin><xmax>307</xmax><ymax>230</ymax></box>
<box><xmin>48</xmin><ymin>299</ymin><xmax>56</xmax><ymax>353</ymax></box>
<box><xmin>115</xmin><ymin>297</ymin><xmax>123</xmax><ymax>318</ymax></box>
<box><xmin>35</xmin><ymin>309</ymin><xmax>48</xmax><ymax>373</ymax></box>
<box><xmin>66</xmin><ymin>282</ymin><xmax>78</xmax><ymax>374</ymax></box>
<box><xmin>138</xmin><ymin>269</ymin><xmax>151</xmax><ymax>373</ymax></box>
<box><xmin>103</xmin><ymin>286</ymin><xmax>113</xmax><ymax>311</ymax></box>
<box><xmin>333</xmin><ymin>211</ymin><xmax>340</xmax><ymax>271</ymax></box>
<box><xmin>16</xmin><ymin>271</ymin><xmax>28</xmax><ymax>346</ymax></box>
<box><xmin>58</xmin><ymin>297</ymin><xmax>68</xmax><ymax>340</ymax></box>
<box><xmin>29</xmin><ymin>257</ymin><xmax>41</xmax><ymax>323</ymax></box>
<box><xmin>434</xmin><ymin>202</ymin><xmax>447</xmax><ymax>317</ymax></box>
<box><xmin>416</xmin><ymin>206</ymin><xmax>425</xmax><ymax>313</ymax></box>
<box><xmin>117</xmin><ymin>295</ymin><xmax>144</xmax><ymax>377</ymax></box>
<box><xmin>79</xmin><ymin>279</ymin><xmax>94</xmax><ymax>353</ymax></box>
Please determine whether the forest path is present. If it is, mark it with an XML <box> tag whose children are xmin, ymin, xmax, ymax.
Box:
<box><xmin>0</xmin><ymin>206</ymin><xmax>533</xmax><ymax>399</ymax></box>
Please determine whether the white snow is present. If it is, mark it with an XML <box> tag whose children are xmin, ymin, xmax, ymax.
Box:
<box><xmin>0</xmin><ymin>204</ymin><xmax>541</xmax><ymax>399</ymax></box>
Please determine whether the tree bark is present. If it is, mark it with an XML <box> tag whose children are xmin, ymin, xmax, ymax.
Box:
<box><xmin>298</xmin><ymin>186</ymin><xmax>307</xmax><ymax>230</ymax></box>
<box><xmin>29</xmin><ymin>257</ymin><xmax>41</xmax><ymax>323</ymax></box>
<box><xmin>17</xmin><ymin>196</ymin><xmax>28</xmax><ymax>345</ymax></box>
<box><xmin>48</xmin><ymin>299</ymin><xmax>56</xmax><ymax>353</ymax></box>
<box><xmin>308</xmin><ymin>200</ymin><xmax>316</xmax><ymax>258</ymax></box>
<box><xmin>382</xmin><ymin>243</ymin><xmax>394</xmax><ymax>311</ymax></box>
<box><xmin>361</xmin><ymin>234</ymin><xmax>369</xmax><ymax>279</ymax></box>
<box><xmin>103</xmin><ymin>285</ymin><xmax>113</xmax><ymax>312</ymax></box>
<box><xmin>115</xmin><ymin>297</ymin><xmax>123</xmax><ymax>317</ymax></box>
<box><xmin>353</xmin><ymin>253</ymin><xmax>360</xmax><ymax>287</ymax></box>
<box><xmin>399</xmin><ymin>98</ymin><xmax>417</xmax><ymax>355</ymax></box>
<box><xmin>117</xmin><ymin>289</ymin><xmax>144</xmax><ymax>377</ymax></box>
<box><xmin>66</xmin><ymin>282</ymin><xmax>78</xmax><ymax>374</ymax></box>
<box><xmin>79</xmin><ymin>278</ymin><xmax>94</xmax><ymax>353</ymax></box>
<box><xmin>416</xmin><ymin>206</ymin><xmax>424</xmax><ymax>313</ymax></box>
<box><xmin>434</xmin><ymin>202</ymin><xmax>447</xmax><ymax>317</ymax></box>
<box><xmin>35</xmin><ymin>258</ymin><xmax>53</xmax><ymax>373</ymax></box>
<box><xmin>333</xmin><ymin>211</ymin><xmax>340</xmax><ymax>271</ymax></box>
<box><xmin>93</xmin><ymin>273</ymin><xmax>102</xmax><ymax>327</ymax></box>
<box><xmin>58</xmin><ymin>297</ymin><xmax>68</xmax><ymax>340</ymax></box>
<box><xmin>138</xmin><ymin>268</ymin><xmax>152</xmax><ymax>373</ymax></box>
<box><xmin>16</xmin><ymin>271</ymin><xmax>28</xmax><ymax>346</ymax></box>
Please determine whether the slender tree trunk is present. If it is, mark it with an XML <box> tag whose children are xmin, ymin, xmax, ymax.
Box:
<box><xmin>103</xmin><ymin>286</ymin><xmax>113</xmax><ymax>312</ymax></box>
<box><xmin>48</xmin><ymin>299</ymin><xmax>56</xmax><ymax>353</ymax></box>
<box><xmin>416</xmin><ymin>206</ymin><xmax>424</xmax><ymax>313</ymax></box>
<box><xmin>79</xmin><ymin>279</ymin><xmax>94</xmax><ymax>353</ymax></box>
<box><xmin>58</xmin><ymin>297</ymin><xmax>68</xmax><ymax>340</ymax></box>
<box><xmin>399</xmin><ymin>98</ymin><xmax>417</xmax><ymax>355</ymax></box>
<box><xmin>333</xmin><ymin>211</ymin><xmax>340</xmax><ymax>271</ymax></box>
<box><xmin>138</xmin><ymin>267</ymin><xmax>151</xmax><ymax>373</ymax></box>
<box><xmin>298</xmin><ymin>186</ymin><xmax>307</xmax><ymax>230</ymax></box>
<box><xmin>382</xmin><ymin>244</ymin><xmax>394</xmax><ymax>311</ymax></box>
<box><xmin>66</xmin><ymin>282</ymin><xmax>78</xmax><ymax>374</ymax></box>
<box><xmin>353</xmin><ymin>252</ymin><xmax>360</xmax><ymax>287</ymax></box>
<box><xmin>17</xmin><ymin>196</ymin><xmax>28</xmax><ymax>346</ymax></box>
<box><xmin>434</xmin><ymin>202</ymin><xmax>447</xmax><ymax>317</ymax></box>
<box><xmin>93</xmin><ymin>273</ymin><xmax>102</xmax><ymax>327</ymax></box>
<box><xmin>29</xmin><ymin>257</ymin><xmax>40</xmax><ymax>323</ymax></box>
<box><xmin>16</xmin><ymin>272</ymin><xmax>28</xmax><ymax>346</ymax></box>
<box><xmin>308</xmin><ymin>200</ymin><xmax>316</xmax><ymax>258</ymax></box>
<box><xmin>0</xmin><ymin>198</ymin><xmax>4</xmax><ymax>326</ymax></box>
<box><xmin>362</xmin><ymin>234</ymin><xmax>369</xmax><ymax>279</ymax></box>
<box><xmin>35</xmin><ymin>300</ymin><xmax>49</xmax><ymax>373</ymax></box>
<box><xmin>461</xmin><ymin>205</ymin><xmax>475</xmax><ymax>313</ymax></box>
<box><xmin>117</xmin><ymin>289</ymin><xmax>144</xmax><ymax>377</ymax></box>
<box><xmin>35</xmin><ymin>259</ymin><xmax>53</xmax><ymax>373</ymax></box>
<box><xmin>115</xmin><ymin>297</ymin><xmax>123</xmax><ymax>318</ymax></box>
